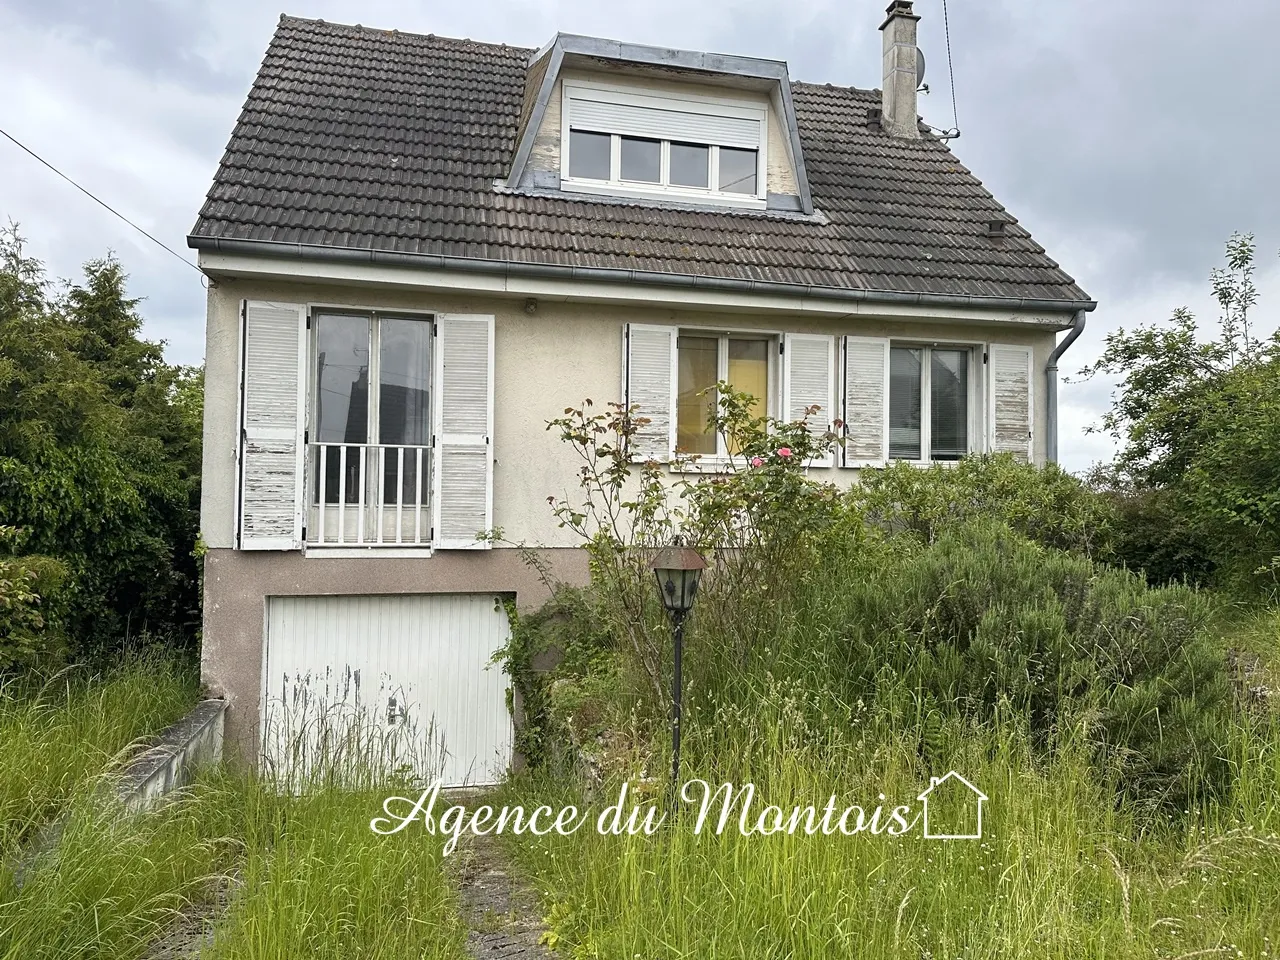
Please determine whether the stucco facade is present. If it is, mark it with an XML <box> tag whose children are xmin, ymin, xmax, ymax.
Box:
<box><xmin>202</xmin><ymin>272</ymin><xmax>1060</xmax><ymax>550</ymax></box>
<box><xmin>200</xmin><ymin>267</ymin><xmax>1061</xmax><ymax>754</ymax></box>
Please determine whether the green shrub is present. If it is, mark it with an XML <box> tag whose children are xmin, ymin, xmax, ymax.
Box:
<box><xmin>500</xmin><ymin>587</ymin><xmax>621</xmax><ymax>771</ymax></box>
<box><xmin>528</xmin><ymin>392</ymin><xmax>1232</xmax><ymax>811</ymax></box>
<box><xmin>0</xmin><ymin>526</ymin><xmax>67</xmax><ymax>672</ymax></box>
<box><xmin>852</xmin><ymin>454</ymin><xmax>1115</xmax><ymax>558</ymax></box>
<box><xmin>862</xmin><ymin>521</ymin><xmax>1231</xmax><ymax>806</ymax></box>
<box><xmin>0</xmin><ymin>227</ymin><xmax>203</xmax><ymax>660</ymax></box>
<box><xmin>1077</xmin><ymin>234</ymin><xmax>1280</xmax><ymax>595</ymax></box>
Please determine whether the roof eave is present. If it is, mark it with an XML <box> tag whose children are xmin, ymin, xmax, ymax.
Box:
<box><xmin>186</xmin><ymin>235</ymin><xmax>1096</xmax><ymax>315</ymax></box>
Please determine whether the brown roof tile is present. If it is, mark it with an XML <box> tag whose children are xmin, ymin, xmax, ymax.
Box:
<box><xmin>189</xmin><ymin>16</ymin><xmax>1091</xmax><ymax>305</ymax></box>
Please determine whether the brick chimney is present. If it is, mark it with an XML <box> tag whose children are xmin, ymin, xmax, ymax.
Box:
<box><xmin>880</xmin><ymin>0</ymin><xmax>922</xmax><ymax>139</ymax></box>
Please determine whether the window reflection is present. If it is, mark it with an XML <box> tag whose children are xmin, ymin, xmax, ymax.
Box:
<box><xmin>378</xmin><ymin>319</ymin><xmax>431</xmax><ymax>504</ymax></box>
<box><xmin>889</xmin><ymin>347</ymin><xmax>923</xmax><ymax>460</ymax></box>
<box><xmin>930</xmin><ymin>349</ymin><xmax>968</xmax><ymax>461</ymax></box>
<box><xmin>677</xmin><ymin>336</ymin><xmax>718</xmax><ymax>455</ymax></box>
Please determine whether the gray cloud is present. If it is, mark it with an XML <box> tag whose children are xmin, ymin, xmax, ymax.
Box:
<box><xmin>2</xmin><ymin>0</ymin><xmax>1276</xmax><ymax>472</ymax></box>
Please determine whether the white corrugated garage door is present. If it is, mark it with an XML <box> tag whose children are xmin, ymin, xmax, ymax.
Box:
<box><xmin>262</xmin><ymin>593</ymin><xmax>512</xmax><ymax>787</ymax></box>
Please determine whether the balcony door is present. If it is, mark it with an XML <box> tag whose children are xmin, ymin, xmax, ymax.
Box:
<box><xmin>310</xmin><ymin>311</ymin><xmax>433</xmax><ymax>545</ymax></box>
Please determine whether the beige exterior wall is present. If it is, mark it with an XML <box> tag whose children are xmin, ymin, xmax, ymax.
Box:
<box><xmin>202</xmin><ymin>274</ymin><xmax>1057</xmax><ymax>550</ymax></box>
<box><xmin>200</xmin><ymin>269</ymin><xmax>1057</xmax><ymax>758</ymax></box>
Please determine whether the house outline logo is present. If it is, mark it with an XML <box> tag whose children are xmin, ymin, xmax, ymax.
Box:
<box><xmin>917</xmin><ymin>771</ymin><xmax>988</xmax><ymax>840</ymax></box>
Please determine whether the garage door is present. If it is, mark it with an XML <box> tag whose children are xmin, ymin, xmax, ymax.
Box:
<box><xmin>262</xmin><ymin>593</ymin><xmax>513</xmax><ymax>787</ymax></box>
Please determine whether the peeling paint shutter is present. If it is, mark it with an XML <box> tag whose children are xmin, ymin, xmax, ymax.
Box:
<box><xmin>238</xmin><ymin>300</ymin><xmax>306</xmax><ymax>550</ymax></box>
<box><xmin>841</xmin><ymin>336</ymin><xmax>890</xmax><ymax>467</ymax></box>
<box><xmin>783</xmin><ymin>333</ymin><xmax>836</xmax><ymax>467</ymax></box>
<box><xmin>624</xmin><ymin>323</ymin><xmax>677</xmax><ymax>462</ymax></box>
<box><xmin>432</xmin><ymin>315</ymin><xmax>494</xmax><ymax>549</ymax></box>
<box><xmin>987</xmin><ymin>344</ymin><xmax>1034</xmax><ymax>461</ymax></box>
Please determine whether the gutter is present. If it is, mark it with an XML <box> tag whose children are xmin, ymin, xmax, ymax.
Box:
<box><xmin>1044</xmin><ymin>308</ymin><xmax>1088</xmax><ymax>464</ymax></box>
<box><xmin>188</xmin><ymin>236</ymin><xmax>1099</xmax><ymax>317</ymax></box>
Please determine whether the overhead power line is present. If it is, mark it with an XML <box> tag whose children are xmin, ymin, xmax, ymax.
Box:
<box><xmin>942</xmin><ymin>0</ymin><xmax>961</xmax><ymax>136</ymax></box>
<box><xmin>0</xmin><ymin>125</ymin><xmax>204</xmax><ymax>279</ymax></box>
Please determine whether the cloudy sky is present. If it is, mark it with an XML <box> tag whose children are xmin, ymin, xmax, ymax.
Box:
<box><xmin>2</xmin><ymin>0</ymin><xmax>1277</xmax><ymax>472</ymax></box>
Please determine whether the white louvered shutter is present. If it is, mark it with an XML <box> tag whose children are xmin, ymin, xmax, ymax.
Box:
<box><xmin>783</xmin><ymin>333</ymin><xmax>836</xmax><ymax>467</ymax></box>
<box><xmin>623</xmin><ymin>323</ymin><xmax>677</xmax><ymax>462</ymax></box>
<box><xmin>238</xmin><ymin>301</ymin><xmax>306</xmax><ymax>550</ymax></box>
<box><xmin>841</xmin><ymin>336</ymin><xmax>890</xmax><ymax>467</ymax></box>
<box><xmin>432</xmin><ymin>315</ymin><xmax>495</xmax><ymax>549</ymax></box>
<box><xmin>987</xmin><ymin>344</ymin><xmax>1034</xmax><ymax>461</ymax></box>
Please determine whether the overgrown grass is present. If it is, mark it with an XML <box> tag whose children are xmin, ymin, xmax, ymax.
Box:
<box><xmin>202</xmin><ymin>779</ymin><xmax>470</xmax><ymax>960</ymax></box>
<box><xmin>0</xmin><ymin>650</ymin><xmax>469</xmax><ymax>959</ymax></box>
<box><xmin>0</xmin><ymin>766</ymin><xmax>472</xmax><ymax>960</ymax></box>
<box><xmin>0</xmin><ymin>776</ymin><xmax>238</xmax><ymax>960</ymax></box>
<box><xmin>506</xmin><ymin>691</ymin><xmax>1280</xmax><ymax>959</ymax></box>
<box><xmin>0</xmin><ymin>653</ymin><xmax>199</xmax><ymax>852</ymax></box>
<box><xmin>501</xmin><ymin>504</ymin><xmax>1280</xmax><ymax>957</ymax></box>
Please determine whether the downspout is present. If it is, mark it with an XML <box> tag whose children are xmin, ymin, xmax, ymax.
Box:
<box><xmin>1045</xmin><ymin>309</ymin><xmax>1087</xmax><ymax>464</ymax></box>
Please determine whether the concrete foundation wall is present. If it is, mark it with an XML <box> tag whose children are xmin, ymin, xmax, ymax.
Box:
<box><xmin>118</xmin><ymin>699</ymin><xmax>228</xmax><ymax>812</ymax></box>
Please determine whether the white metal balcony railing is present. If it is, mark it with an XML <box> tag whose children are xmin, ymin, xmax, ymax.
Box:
<box><xmin>307</xmin><ymin>442</ymin><xmax>432</xmax><ymax>547</ymax></box>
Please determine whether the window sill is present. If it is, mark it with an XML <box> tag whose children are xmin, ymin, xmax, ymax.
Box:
<box><xmin>667</xmin><ymin>456</ymin><xmax>838</xmax><ymax>474</ymax></box>
<box><xmin>561</xmin><ymin>178</ymin><xmax>767</xmax><ymax>210</ymax></box>
<box><xmin>888</xmin><ymin>457</ymin><xmax>966</xmax><ymax>469</ymax></box>
<box><xmin>303</xmin><ymin>545</ymin><xmax>434</xmax><ymax>560</ymax></box>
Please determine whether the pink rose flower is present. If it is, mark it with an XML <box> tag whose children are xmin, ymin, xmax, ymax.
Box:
<box><xmin>776</xmin><ymin>447</ymin><xmax>793</xmax><ymax>458</ymax></box>
<box><xmin>750</xmin><ymin>456</ymin><xmax>764</xmax><ymax>467</ymax></box>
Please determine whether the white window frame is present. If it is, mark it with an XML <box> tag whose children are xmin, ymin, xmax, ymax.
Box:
<box><xmin>561</xmin><ymin>78</ymin><xmax>769</xmax><ymax>209</ymax></box>
<box><xmin>887</xmin><ymin>341</ymin><xmax>983</xmax><ymax>465</ymax></box>
<box><xmin>305</xmin><ymin>306</ymin><xmax>436</xmax><ymax>552</ymax></box>
<box><xmin>675</xmin><ymin>327</ymin><xmax>780</xmax><ymax>465</ymax></box>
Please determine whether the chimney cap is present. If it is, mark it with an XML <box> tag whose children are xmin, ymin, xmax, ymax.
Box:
<box><xmin>986</xmin><ymin>219</ymin><xmax>1010</xmax><ymax>239</ymax></box>
<box><xmin>881</xmin><ymin>0</ymin><xmax>920</xmax><ymax>29</ymax></box>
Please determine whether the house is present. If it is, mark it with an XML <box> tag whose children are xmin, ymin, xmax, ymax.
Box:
<box><xmin>189</xmin><ymin>2</ymin><xmax>1094</xmax><ymax>784</ymax></box>
<box><xmin>917</xmin><ymin>771</ymin><xmax>988</xmax><ymax>840</ymax></box>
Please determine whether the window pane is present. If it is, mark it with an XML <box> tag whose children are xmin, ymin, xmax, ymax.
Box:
<box><xmin>669</xmin><ymin>142</ymin><xmax>709</xmax><ymax>188</ymax></box>
<box><xmin>677</xmin><ymin>335</ymin><xmax>718</xmax><ymax>455</ymax></box>
<box><xmin>315</xmin><ymin>313</ymin><xmax>370</xmax><ymax>444</ymax></box>
<box><xmin>727</xmin><ymin>339</ymin><xmax>769</xmax><ymax>456</ymax></box>
<box><xmin>620</xmin><ymin>136</ymin><xmax>660</xmax><ymax>183</ymax></box>
<box><xmin>569</xmin><ymin>129</ymin><xmax>610</xmax><ymax>179</ymax></box>
<box><xmin>379</xmin><ymin>318</ymin><xmax>432</xmax><ymax>504</ymax></box>
<box><xmin>889</xmin><ymin>346</ymin><xmax>922</xmax><ymax>460</ymax></box>
<box><xmin>718</xmin><ymin>147</ymin><xmax>758</xmax><ymax>194</ymax></box>
<box><xmin>378</xmin><ymin>319</ymin><xmax>431</xmax><ymax>446</ymax></box>
<box><xmin>727</xmin><ymin>339</ymin><xmax>768</xmax><ymax>421</ymax></box>
<box><xmin>314</xmin><ymin>313</ymin><xmax>370</xmax><ymax>503</ymax></box>
<box><xmin>930</xmin><ymin>348</ymin><xmax>969</xmax><ymax>461</ymax></box>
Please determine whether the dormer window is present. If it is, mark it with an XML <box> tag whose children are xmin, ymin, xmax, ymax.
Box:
<box><xmin>560</xmin><ymin>78</ymin><xmax>767</xmax><ymax>208</ymax></box>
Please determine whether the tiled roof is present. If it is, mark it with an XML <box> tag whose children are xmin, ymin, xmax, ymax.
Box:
<box><xmin>189</xmin><ymin>16</ymin><xmax>1092</xmax><ymax>306</ymax></box>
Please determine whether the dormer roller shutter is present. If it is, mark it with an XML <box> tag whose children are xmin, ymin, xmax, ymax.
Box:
<box><xmin>782</xmin><ymin>333</ymin><xmax>836</xmax><ymax>467</ymax></box>
<box><xmin>841</xmin><ymin>336</ymin><xmax>890</xmax><ymax>467</ymax></box>
<box><xmin>623</xmin><ymin>323</ymin><xmax>677</xmax><ymax>462</ymax></box>
<box><xmin>567</xmin><ymin>97</ymin><xmax>762</xmax><ymax>150</ymax></box>
<box><xmin>432</xmin><ymin>315</ymin><xmax>495</xmax><ymax>549</ymax></box>
<box><xmin>987</xmin><ymin>344</ymin><xmax>1034</xmax><ymax>461</ymax></box>
<box><xmin>237</xmin><ymin>300</ymin><xmax>307</xmax><ymax>550</ymax></box>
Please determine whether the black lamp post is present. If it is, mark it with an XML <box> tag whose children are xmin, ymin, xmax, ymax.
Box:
<box><xmin>650</xmin><ymin>542</ymin><xmax>706</xmax><ymax>793</ymax></box>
